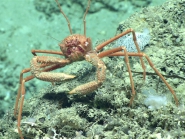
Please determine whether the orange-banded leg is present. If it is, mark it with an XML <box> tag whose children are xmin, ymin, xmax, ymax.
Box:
<box><xmin>14</xmin><ymin>56</ymin><xmax>75</xmax><ymax>139</ymax></box>
<box><xmin>100</xmin><ymin>48</ymin><xmax>178</xmax><ymax>106</ymax></box>
<box><xmin>68</xmin><ymin>52</ymin><xmax>106</xmax><ymax>95</ymax></box>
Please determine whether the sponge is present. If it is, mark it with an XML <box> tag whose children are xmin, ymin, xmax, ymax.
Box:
<box><xmin>115</xmin><ymin>28</ymin><xmax>150</xmax><ymax>52</ymax></box>
<box><xmin>144</xmin><ymin>94</ymin><xmax>168</xmax><ymax>110</ymax></box>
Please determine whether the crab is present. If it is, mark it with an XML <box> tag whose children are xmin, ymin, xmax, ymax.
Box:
<box><xmin>14</xmin><ymin>0</ymin><xmax>179</xmax><ymax>139</ymax></box>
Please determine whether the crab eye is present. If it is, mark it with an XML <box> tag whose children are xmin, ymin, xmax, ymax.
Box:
<box><xmin>84</xmin><ymin>41</ymin><xmax>89</xmax><ymax>47</ymax></box>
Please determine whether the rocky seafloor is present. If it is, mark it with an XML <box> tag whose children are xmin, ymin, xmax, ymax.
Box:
<box><xmin>0</xmin><ymin>0</ymin><xmax>185</xmax><ymax>138</ymax></box>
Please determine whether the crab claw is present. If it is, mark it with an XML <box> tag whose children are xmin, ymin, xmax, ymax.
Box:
<box><xmin>61</xmin><ymin>73</ymin><xmax>76</xmax><ymax>80</ymax></box>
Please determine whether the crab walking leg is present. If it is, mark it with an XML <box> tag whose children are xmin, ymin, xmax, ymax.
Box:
<box><xmin>14</xmin><ymin>63</ymin><xmax>67</xmax><ymax>117</ymax></box>
<box><xmin>14</xmin><ymin>68</ymin><xmax>37</xmax><ymax>139</ymax></box>
<box><xmin>30</xmin><ymin>56</ymin><xmax>75</xmax><ymax>82</ymax></box>
<box><xmin>131</xmin><ymin>30</ymin><xmax>146</xmax><ymax>80</ymax></box>
<box><xmin>14</xmin><ymin>69</ymin><xmax>34</xmax><ymax>117</ymax></box>
<box><xmin>69</xmin><ymin>52</ymin><xmax>106</xmax><ymax>95</ymax></box>
<box><xmin>119</xmin><ymin>47</ymin><xmax>135</xmax><ymax>106</ymax></box>
<box><xmin>17</xmin><ymin>77</ymin><xmax>31</xmax><ymax>139</ymax></box>
<box><xmin>95</xmin><ymin>28</ymin><xmax>146</xmax><ymax>79</ymax></box>
<box><xmin>109</xmin><ymin>52</ymin><xmax>179</xmax><ymax>106</ymax></box>
<box><xmin>15</xmin><ymin>62</ymin><xmax>75</xmax><ymax>139</ymax></box>
<box><xmin>98</xmin><ymin>47</ymin><xmax>135</xmax><ymax>106</ymax></box>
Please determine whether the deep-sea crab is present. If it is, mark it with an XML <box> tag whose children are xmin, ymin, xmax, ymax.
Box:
<box><xmin>14</xmin><ymin>0</ymin><xmax>178</xmax><ymax>138</ymax></box>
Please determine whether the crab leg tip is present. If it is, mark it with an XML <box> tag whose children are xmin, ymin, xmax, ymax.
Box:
<box><xmin>64</xmin><ymin>74</ymin><xmax>76</xmax><ymax>79</ymax></box>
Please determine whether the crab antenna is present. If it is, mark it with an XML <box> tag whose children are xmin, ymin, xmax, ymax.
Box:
<box><xmin>55</xmin><ymin>0</ymin><xmax>73</xmax><ymax>34</ymax></box>
<box><xmin>83</xmin><ymin>0</ymin><xmax>91</xmax><ymax>37</ymax></box>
